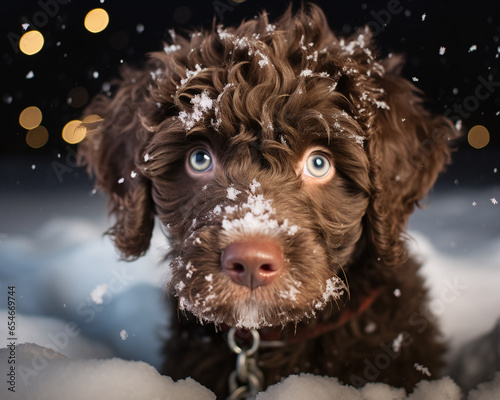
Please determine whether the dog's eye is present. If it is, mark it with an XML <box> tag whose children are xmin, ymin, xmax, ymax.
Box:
<box><xmin>188</xmin><ymin>148</ymin><xmax>213</xmax><ymax>173</ymax></box>
<box><xmin>304</xmin><ymin>153</ymin><xmax>331</xmax><ymax>178</ymax></box>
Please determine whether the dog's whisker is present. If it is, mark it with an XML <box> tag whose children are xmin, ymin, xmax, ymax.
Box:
<box><xmin>335</xmin><ymin>260</ymin><xmax>351</xmax><ymax>301</ymax></box>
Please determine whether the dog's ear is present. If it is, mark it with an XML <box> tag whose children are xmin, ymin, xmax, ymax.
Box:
<box><xmin>79</xmin><ymin>66</ymin><xmax>158</xmax><ymax>260</ymax></box>
<box><xmin>364</xmin><ymin>56</ymin><xmax>459</xmax><ymax>265</ymax></box>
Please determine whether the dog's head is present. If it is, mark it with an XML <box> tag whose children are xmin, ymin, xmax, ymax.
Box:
<box><xmin>79</xmin><ymin>5</ymin><xmax>457</xmax><ymax>329</ymax></box>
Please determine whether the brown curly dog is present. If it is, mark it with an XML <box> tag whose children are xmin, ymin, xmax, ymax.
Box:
<box><xmin>79</xmin><ymin>4</ymin><xmax>458</xmax><ymax>398</ymax></box>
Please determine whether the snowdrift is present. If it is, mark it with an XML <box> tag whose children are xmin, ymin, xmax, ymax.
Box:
<box><xmin>1</xmin><ymin>343</ymin><xmax>499</xmax><ymax>399</ymax></box>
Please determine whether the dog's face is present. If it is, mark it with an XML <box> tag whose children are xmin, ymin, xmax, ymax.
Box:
<box><xmin>146</xmin><ymin>104</ymin><xmax>370</xmax><ymax>328</ymax></box>
<box><xmin>80</xmin><ymin>5</ymin><xmax>457</xmax><ymax>329</ymax></box>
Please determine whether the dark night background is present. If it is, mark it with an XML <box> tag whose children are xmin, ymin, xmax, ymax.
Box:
<box><xmin>1</xmin><ymin>0</ymin><xmax>499</xmax><ymax>192</ymax></box>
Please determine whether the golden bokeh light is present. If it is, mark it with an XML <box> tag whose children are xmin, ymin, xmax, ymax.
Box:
<box><xmin>62</xmin><ymin>120</ymin><xmax>87</xmax><ymax>144</ymax></box>
<box><xmin>468</xmin><ymin>125</ymin><xmax>490</xmax><ymax>149</ymax></box>
<box><xmin>26</xmin><ymin>126</ymin><xmax>49</xmax><ymax>149</ymax></box>
<box><xmin>19</xmin><ymin>30</ymin><xmax>45</xmax><ymax>55</ymax></box>
<box><xmin>19</xmin><ymin>106</ymin><xmax>43</xmax><ymax>130</ymax></box>
<box><xmin>84</xmin><ymin>8</ymin><xmax>109</xmax><ymax>33</ymax></box>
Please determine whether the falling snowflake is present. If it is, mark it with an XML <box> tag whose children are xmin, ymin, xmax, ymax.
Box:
<box><xmin>439</xmin><ymin>46</ymin><xmax>446</xmax><ymax>55</ymax></box>
<box><xmin>412</xmin><ymin>77</ymin><xmax>419</xmax><ymax>82</ymax></box>
<box><xmin>90</xmin><ymin>284</ymin><xmax>108</xmax><ymax>305</ymax></box>
<box><xmin>120</xmin><ymin>330</ymin><xmax>128</xmax><ymax>340</ymax></box>
<box><xmin>421</xmin><ymin>13</ymin><xmax>426</xmax><ymax>21</ymax></box>
<box><xmin>393</xmin><ymin>288</ymin><xmax>401</xmax><ymax>297</ymax></box>
<box><xmin>472</xmin><ymin>201</ymin><xmax>477</xmax><ymax>207</ymax></box>
<box><xmin>468</xmin><ymin>44</ymin><xmax>477</xmax><ymax>53</ymax></box>
<box><xmin>117</xmin><ymin>177</ymin><xmax>125</xmax><ymax>184</ymax></box>
<box><xmin>130</xmin><ymin>171</ymin><xmax>137</xmax><ymax>179</ymax></box>
<box><xmin>491</xmin><ymin>198</ymin><xmax>498</xmax><ymax>205</ymax></box>
<box><xmin>26</xmin><ymin>71</ymin><xmax>34</xmax><ymax>79</ymax></box>
<box><xmin>365</xmin><ymin>321</ymin><xmax>377</xmax><ymax>334</ymax></box>
<box><xmin>392</xmin><ymin>333</ymin><xmax>404</xmax><ymax>353</ymax></box>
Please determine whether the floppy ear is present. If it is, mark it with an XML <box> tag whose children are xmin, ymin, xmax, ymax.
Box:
<box><xmin>78</xmin><ymin>66</ymin><xmax>158</xmax><ymax>260</ymax></box>
<box><xmin>364</xmin><ymin>56</ymin><xmax>459</xmax><ymax>266</ymax></box>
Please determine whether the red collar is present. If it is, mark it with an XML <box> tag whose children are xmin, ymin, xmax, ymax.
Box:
<box><xmin>225</xmin><ymin>289</ymin><xmax>379</xmax><ymax>346</ymax></box>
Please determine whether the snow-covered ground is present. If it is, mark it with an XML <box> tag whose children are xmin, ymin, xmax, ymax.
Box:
<box><xmin>0</xmin><ymin>177</ymin><xmax>499</xmax><ymax>398</ymax></box>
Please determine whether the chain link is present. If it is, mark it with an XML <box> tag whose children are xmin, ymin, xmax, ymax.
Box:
<box><xmin>226</xmin><ymin>328</ymin><xmax>264</xmax><ymax>400</ymax></box>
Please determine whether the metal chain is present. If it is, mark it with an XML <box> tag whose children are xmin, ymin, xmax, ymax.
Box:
<box><xmin>226</xmin><ymin>328</ymin><xmax>264</xmax><ymax>400</ymax></box>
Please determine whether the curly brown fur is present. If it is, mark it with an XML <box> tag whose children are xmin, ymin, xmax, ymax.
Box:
<box><xmin>79</xmin><ymin>4</ymin><xmax>458</xmax><ymax>398</ymax></box>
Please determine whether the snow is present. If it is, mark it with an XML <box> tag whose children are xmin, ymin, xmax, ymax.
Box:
<box><xmin>256</xmin><ymin>374</ymin><xmax>464</xmax><ymax>399</ymax></box>
<box><xmin>178</xmin><ymin>89</ymin><xmax>214</xmax><ymax>131</ymax></box>
<box><xmin>1</xmin><ymin>183</ymin><xmax>499</xmax><ymax>398</ymax></box>
<box><xmin>2</xmin><ymin>343</ymin><xmax>499</xmax><ymax>399</ymax></box>
<box><xmin>414</xmin><ymin>363</ymin><xmax>432</xmax><ymax>378</ymax></box>
<box><xmin>136</xmin><ymin>24</ymin><xmax>145</xmax><ymax>34</ymax></box>
<box><xmin>164</xmin><ymin>43</ymin><xmax>181</xmax><ymax>54</ymax></box>
<box><xmin>392</xmin><ymin>333</ymin><xmax>404</xmax><ymax>353</ymax></box>
<box><xmin>226</xmin><ymin>185</ymin><xmax>241</xmax><ymax>200</ymax></box>
<box><xmin>220</xmin><ymin>183</ymin><xmax>300</xmax><ymax>239</ymax></box>
<box><xmin>468</xmin><ymin>372</ymin><xmax>500</xmax><ymax>400</ymax></box>
<box><xmin>120</xmin><ymin>329</ymin><xmax>128</xmax><ymax>341</ymax></box>
<box><xmin>299</xmin><ymin>69</ymin><xmax>313</xmax><ymax>77</ymax></box>
<box><xmin>0</xmin><ymin>344</ymin><xmax>215</xmax><ymax>400</ymax></box>
<box><xmin>179</xmin><ymin>63</ymin><xmax>205</xmax><ymax>86</ymax></box>
<box><xmin>317</xmin><ymin>276</ymin><xmax>345</xmax><ymax>308</ymax></box>
<box><xmin>90</xmin><ymin>283</ymin><xmax>108</xmax><ymax>305</ymax></box>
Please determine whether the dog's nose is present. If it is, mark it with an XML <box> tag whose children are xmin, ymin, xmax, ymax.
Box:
<box><xmin>221</xmin><ymin>241</ymin><xmax>283</xmax><ymax>289</ymax></box>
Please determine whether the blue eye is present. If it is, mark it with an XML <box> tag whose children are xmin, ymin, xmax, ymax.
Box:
<box><xmin>304</xmin><ymin>153</ymin><xmax>331</xmax><ymax>178</ymax></box>
<box><xmin>188</xmin><ymin>148</ymin><xmax>213</xmax><ymax>172</ymax></box>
